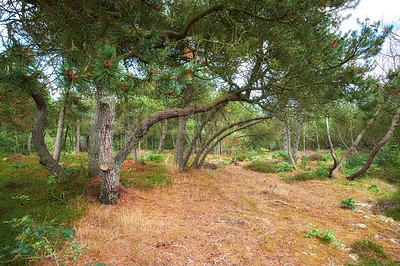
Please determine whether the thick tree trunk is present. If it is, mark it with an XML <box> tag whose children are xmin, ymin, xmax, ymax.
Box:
<box><xmin>88</xmin><ymin>102</ymin><xmax>101</xmax><ymax>178</ymax></box>
<box><xmin>27</xmin><ymin>132</ymin><xmax>32</xmax><ymax>154</ymax></box>
<box><xmin>98</xmin><ymin>90</ymin><xmax>119</xmax><ymax>204</ymax></box>
<box><xmin>53</xmin><ymin>101</ymin><xmax>65</xmax><ymax>162</ymax></box>
<box><xmin>76</xmin><ymin>118</ymin><xmax>80</xmax><ymax>155</ymax></box>
<box><xmin>30</xmin><ymin>92</ymin><xmax>66</xmax><ymax>179</ymax></box>
<box><xmin>348</xmin><ymin>107</ymin><xmax>400</xmax><ymax>180</ymax></box>
<box><xmin>157</xmin><ymin>119</ymin><xmax>168</xmax><ymax>154</ymax></box>
<box><xmin>326</xmin><ymin>116</ymin><xmax>338</xmax><ymax>177</ymax></box>
<box><xmin>333</xmin><ymin>109</ymin><xmax>381</xmax><ymax>173</ymax></box>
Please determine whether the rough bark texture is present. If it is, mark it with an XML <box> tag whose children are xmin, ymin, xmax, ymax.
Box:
<box><xmin>53</xmin><ymin>101</ymin><xmax>65</xmax><ymax>162</ymax></box>
<box><xmin>326</xmin><ymin>116</ymin><xmax>338</xmax><ymax>177</ymax></box>
<box><xmin>174</xmin><ymin>116</ymin><xmax>189</xmax><ymax>169</ymax></box>
<box><xmin>76</xmin><ymin>118</ymin><xmax>80</xmax><ymax>155</ymax></box>
<box><xmin>333</xmin><ymin>109</ymin><xmax>381</xmax><ymax>173</ymax></box>
<box><xmin>98</xmin><ymin>91</ymin><xmax>119</xmax><ymax>204</ymax></box>
<box><xmin>157</xmin><ymin>119</ymin><xmax>168</xmax><ymax>154</ymax></box>
<box><xmin>27</xmin><ymin>132</ymin><xmax>32</xmax><ymax>154</ymax></box>
<box><xmin>348</xmin><ymin>107</ymin><xmax>400</xmax><ymax>180</ymax></box>
<box><xmin>88</xmin><ymin>102</ymin><xmax>101</xmax><ymax>178</ymax></box>
<box><xmin>31</xmin><ymin>92</ymin><xmax>66</xmax><ymax>179</ymax></box>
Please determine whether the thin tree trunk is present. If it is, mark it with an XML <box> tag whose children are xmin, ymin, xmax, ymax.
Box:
<box><xmin>286</xmin><ymin>127</ymin><xmax>297</xmax><ymax>170</ymax></box>
<box><xmin>27</xmin><ymin>131</ymin><xmax>32</xmax><ymax>155</ymax></box>
<box><xmin>76</xmin><ymin>118</ymin><xmax>80</xmax><ymax>155</ymax></box>
<box><xmin>326</xmin><ymin>116</ymin><xmax>338</xmax><ymax>177</ymax></box>
<box><xmin>292</xmin><ymin>115</ymin><xmax>304</xmax><ymax>159</ymax></box>
<box><xmin>98</xmin><ymin>90</ymin><xmax>119</xmax><ymax>205</ymax></box>
<box><xmin>88</xmin><ymin>102</ymin><xmax>101</xmax><ymax>178</ymax></box>
<box><xmin>157</xmin><ymin>119</ymin><xmax>168</xmax><ymax>154</ymax></box>
<box><xmin>30</xmin><ymin>91</ymin><xmax>66</xmax><ymax>179</ymax></box>
<box><xmin>333</xmin><ymin>109</ymin><xmax>381</xmax><ymax>173</ymax></box>
<box><xmin>53</xmin><ymin>101</ymin><xmax>65</xmax><ymax>162</ymax></box>
<box><xmin>348</xmin><ymin>107</ymin><xmax>400</xmax><ymax>180</ymax></box>
<box><xmin>63</xmin><ymin>125</ymin><xmax>69</xmax><ymax>151</ymax></box>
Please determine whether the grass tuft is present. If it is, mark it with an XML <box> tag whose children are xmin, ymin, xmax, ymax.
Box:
<box><xmin>243</xmin><ymin>160</ymin><xmax>279</xmax><ymax>173</ymax></box>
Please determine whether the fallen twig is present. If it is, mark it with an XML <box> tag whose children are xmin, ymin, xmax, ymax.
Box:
<box><xmin>273</xmin><ymin>200</ymin><xmax>298</xmax><ymax>209</ymax></box>
<box><xmin>214</xmin><ymin>252</ymin><xmax>234</xmax><ymax>263</ymax></box>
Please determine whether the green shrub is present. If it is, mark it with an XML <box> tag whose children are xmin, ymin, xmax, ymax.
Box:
<box><xmin>305</xmin><ymin>223</ymin><xmax>343</xmax><ymax>248</ymax></box>
<box><xmin>299</xmin><ymin>155</ymin><xmax>310</xmax><ymax>170</ymax></box>
<box><xmin>343</xmin><ymin>153</ymin><xmax>368</xmax><ymax>170</ymax></box>
<box><xmin>313</xmin><ymin>166</ymin><xmax>330</xmax><ymax>178</ymax></box>
<box><xmin>350</xmin><ymin>240</ymin><xmax>388</xmax><ymax>266</ymax></box>
<box><xmin>341</xmin><ymin>197</ymin><xmax>356</xmax><ymax>210</ymax></box>
<box><xmin>373</xmin><ymin>189</ymin><xmax>400</xmax><ymax>221</ymax></box>
<box><xmin>374</xmin><ymin>142</ymin><xmax>400</xmax><ymax>166</ymax></box>
<box><xmin>368</xmin><ymin>183</ymin><xmax>381</xmax><ymax>193</ymax></box>
<box><xmin>271</xmin><ymin>150</ymin><xmax>286</xmax><ymax>159</ymax></box>
<box><xmin>287</xmin><ymin>172</ymin><xmax>314</xmax><ymax>182</ymax></box>
<box><xmin>277</xmin><ymin>162</ymin><xmax>294</xmax><ymax>172</ymax></box>
<box><xmin>236</xmin><ymin>155</ymin><xmax>251</xmax><ymax>162</ymax></box>
<box><xmin>144</xmin><ymin>152</ymin><xmax>165</xmax><ymax>163</ymax></box>
<box><xmin>244</xmin><ymin>160</ymin><xmax>278</xmax><ymax>173</ymax></box>
<box><xmin>2</xmin><ymin>215</ymin><xmax>86</xmax><ymax>263</ymax></box>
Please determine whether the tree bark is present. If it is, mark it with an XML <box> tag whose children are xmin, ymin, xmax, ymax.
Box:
<box><xmin>88</xmin><ymin>102</ymin><xmax>101</xmax><ymax>178</ymax></box>
<box><xmin>174</xmin><ymin>116</ymin><xmax>189</xmax><ymax>169</ymax></box>
<box><xmin>292</xmin><ymin>115</ymin><xmax>304</xmax><ymax>159</ymax></box>
<box><xmin>333</xmin><ymin>109</ymin><xmax>381</xmax><ymax>173</ymax></box>
<box><xmin>76</xmin><ymin>118</ymin><xmax>80</xmax><ymax>155</ymax></box>
<box><xmin>326</xmin><ymin>116</ymin><xmax>338</xmax><ymax>177</ymax></box>
<box><xmin>348</xmin><ymin>107</ymin><xmax>400</xmax><ymax>180</ymax></box>
<box><xmin>286</xmin><ymin>127</ymin><xmax>297</xmax><ymax>170</ymax></box>
<box><xmin>27</xmin><ymin>131</ymin><xmax>32</xmax><ymax>154</ymax></box>
<box><xmin>98</xmin><ymin>90</ymin><xmax>119</xmax><ymax>204</ymax></box>
<box><xmin>30</xmin><ymin>91</ymin><xmax>66</xmax><ymax>179</ymax></box>
<box><xmin>53</xmin><ymin>101</ymin><xmax>65</xmax><ymax>162</ymax></box>
<box><xmin>157</xmin><ymin>119</ymin><xmax>168</xmax><ymax>154</ymax></box>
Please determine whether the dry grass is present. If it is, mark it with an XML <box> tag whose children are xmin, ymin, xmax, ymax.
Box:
<box><xmin>66</xmin><ymin>159</ymin><xmax>400</xmax><ymax>265</ymax></box>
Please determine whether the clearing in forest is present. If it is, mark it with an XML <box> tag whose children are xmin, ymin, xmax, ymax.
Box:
<box><xmin>71</xmin><ymin>158</ymin><xmax>400</xmax><ymax>265</ymax></box>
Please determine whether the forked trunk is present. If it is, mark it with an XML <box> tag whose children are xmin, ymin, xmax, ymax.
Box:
<box><xmin>333</xmin><ymin>109</ymin><xmax>381</xmax><ymax>173</ymax></box>
<box><xmin>31</xmin><ymin>91</ymin><xmax>66</xmax><ymax>179</ymax></box>
<box><xmin>326</xmin><ymin>116</ymin><xmax>338</xmax><ymax>177</ymax></box>
<box><xmin>348</xmin><ymin>107</ymin><xmax>400</xmax><ymax>180</ymax></box>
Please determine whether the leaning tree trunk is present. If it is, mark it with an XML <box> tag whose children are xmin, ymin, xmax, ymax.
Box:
<box><xmin>157</xmin><ymin>119</ymin><xmax>168</xmax><ymax>154</ymax></box>
<box><xmin>286</xmin><ymin>127</ymin><xmax>297</xmax><ymax>170</ymax></box>
<box><xmin>30</xmin><ymin>92</ymin><xmax>66</xmax><ymax>179</ymax></box>
<box><xmin>326</xmin><ymin>116</ymin><xmax>338</xmax><ymax>177</ymax></box>
<box><xmin>348</xmin><ymin>107</ymin><xmax>400</xmax><ymax>180</ymax></box>
<box><xmin>98</xmin><ymin>90</ymin><xmax>119</xmax><ymax>204</ymax></box>
<box><xmin>53</xmin><ymin>101</ymin><xmax>65</xmax><ymax>162</ymax></box>
<box><xmin>76</xmin><ymin>118</ymin><xmax>80</xmax><ymax>155</ymax></box>
<box><xmin>333</xmin><ymin>109</ymin><xmax>381</xmax><ymax>173</ymax></box>
<box><xmin>88</xmin><ymin>102</ymin><xmax>101</xmax><ymax>178</ymax></box>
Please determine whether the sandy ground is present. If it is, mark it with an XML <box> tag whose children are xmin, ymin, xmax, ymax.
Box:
<box><xmin>66</xmin><ymin>162</ymin><xmax>399</xmax><ymax>265</ymax></box>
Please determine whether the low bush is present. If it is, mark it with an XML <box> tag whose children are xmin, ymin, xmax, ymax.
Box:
<box><xmin>276</xmin><ymin>162</ymin><xmax>294</xmax><ymax>172</ymax></box>
<box><xmin>120</xmin><ymin>164</ymin><xmax>172</xmax><ymax>190</ymax></box>
<box><xmin>373</xmin><ymin>189</ymin><xmax>400</xmax><ymax>221</ymax></box>
<box><xmin>271</xmin><ymin>150</ymin><xmax>286</xmax><ymax>159</ymax></box>
<box><xmin>244</xmin><ymin>160</ymin><xmax>279</xmax><ymax>173</ymax></box>
<box><xmin>308</xmin><ymin>153</ymin><xmax>326</xmax><ymax>161</ymax></box>
<box><xmin>349</xmin><ymin>240</ymin><xmax>390</xmax><ymax>266</ymax></box>
<box><xmin>374</xmin><ymin>142</ymin><xmax>400</xmax><ymax>166</ymax></box>
<box><xmin>341</xmin><ymin>197</ymin><xmax>356</xmax><ymax>210</ymax></box>
<box><xmin>144</xmin><ymin>152</ymin><xmax>165</xmax><ymax>163</ymax></box>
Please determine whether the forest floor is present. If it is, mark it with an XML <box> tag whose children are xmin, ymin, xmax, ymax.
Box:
<box><xmin>67</xmin><ymin>155</ymin><xmax>400</xmax><ymax>265</ymax></box>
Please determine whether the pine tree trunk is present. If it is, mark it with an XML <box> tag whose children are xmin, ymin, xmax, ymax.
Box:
<box><xmin>333</xmin><ymin>109</ymin><xmax>381</xmax><ymax>173</ymax></box>
<box><xmin>30</xmin><ymin>91</ymin><xmax>66</xmax><ymax>179</ymax></box>
<box><xmin>348</xmin><ymin>107</ymin><xmax>400</xmax><ymax>180</ymax></box>
<box><xmin>326</xmin><ymin>116</ymin><xmax>338</xmax><ymax>177</ymax></box>
<box><xmin>98</xmin><ymin>90</ymin><xmax>119</xmax><ymax>204</ymax></box>
<box><xmin>76</xmin><ymin>118</ymin><xmax>80</xmax><ymax>155</ymax></box>
<box><xmin>53</xmin><ymin>102</ymin><xmax>65</xmax><ymax>162</ymax></box>
<box><xmin>286</xmin><ymin>127</ymin><xmax>297</xmax><ymax>169</ymax></box>
<box><xmin>157</xmin><ymin>119</ymin><xmax>168</xmax><ymax>154</ymax></box>
<box><xmin>292</xmin><ymin>116</ymin><xmax>304</xmax><ymax>159</ymax></box>
<box><xmin>27</xmin><ymin>132</ymin><xmax>32</xmax><ymax>155</ymax></box>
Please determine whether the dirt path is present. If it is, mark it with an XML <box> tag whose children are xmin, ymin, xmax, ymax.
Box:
<box><xmin>72</xmin><ymin>164</ymin><xmax>400</xmax><ymax>265</ymax></box>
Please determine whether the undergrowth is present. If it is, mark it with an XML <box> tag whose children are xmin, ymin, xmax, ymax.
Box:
<box><xmin>0</xmin><ymin>153</ymin><xmax>89</xmax><ymax>264</ymax></box>
<box><xmin>348</xmin><ymin>240</ymin><xmax>398</xmax><ymax>265</ymax></box>
<box><xmin>120</xmin><ymin>163</ymin><xmax>172</xmax><ymax>190</ymax></box>
<box><xmin>243</xmin><ymin>160</ymin><xmax>279</xmax><ymax>173</ymax></box>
